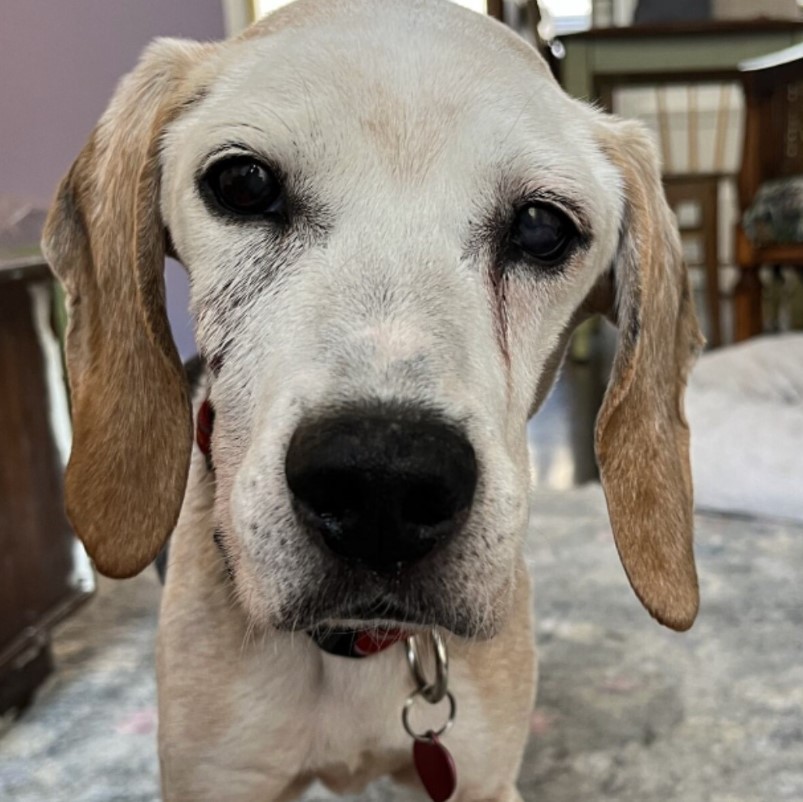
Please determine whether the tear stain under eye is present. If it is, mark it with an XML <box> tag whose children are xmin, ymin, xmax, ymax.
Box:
<box><xmin>195</xmin><ymin>236</ymin><xmax>301</xmax><ymax>336</ymax></box>
<box><xmin>488</xmin><ymin>265</ymin><xmax>511</xmax><ymax>367</ymax></box>
<box><xmin>212</xmin><ymin>527</ymin><xmax>235</xmax><ymax>581</ymax></box>
<box><xmin>216</xmin><ymin>277</ymin><xmax>254</xmax><ymax>311</ymax></box>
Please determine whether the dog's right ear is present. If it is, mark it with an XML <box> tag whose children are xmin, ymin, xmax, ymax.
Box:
<box><xmin>42</xmin><ymin>39</ymin><xmax>215</xmax><ymax>578</ymax></box>
<box><xmin>590</xmin><ymin>118</ymin><xmax>705</xmax><ymax>632</ymax></box>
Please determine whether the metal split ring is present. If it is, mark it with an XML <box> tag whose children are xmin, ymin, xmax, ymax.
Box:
<box><xmin>401</xmin><ymin>688</ymin><xmax>457</xmax><ymax>742</ymax></box>
<box><xmin>405</xmin><ymin>630</ymin><xmax>449</xmax><ymax>704</ymax></box>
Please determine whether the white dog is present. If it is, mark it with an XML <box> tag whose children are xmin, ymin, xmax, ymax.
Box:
<box><xmin>44</xmin><ymin>1</ymin><xmax>702</xmax><ymax>799</ymax></box>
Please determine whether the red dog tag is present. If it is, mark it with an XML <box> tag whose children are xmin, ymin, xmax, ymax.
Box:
<box><xmin>413</xmin><ymin>732</ymin><xmax>457</xmax><ymax>802</ymax></box>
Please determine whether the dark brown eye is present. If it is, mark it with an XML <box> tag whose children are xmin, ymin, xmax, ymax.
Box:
<box><xmin>512</xmin><ymin>204</ymin><xmax>576</xmax><ymax>265</ymax></box>
<box><xmin>201</xmin><ymin>156</ymin><xmax>283</xmax><ymax>218</ymax></box>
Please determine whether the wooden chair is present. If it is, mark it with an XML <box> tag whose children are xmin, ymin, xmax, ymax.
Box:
<box><xmin>664</xmin><ymin>174</ymin><xmax>723</xmax><ymax>346</ymax></box>
<box><xmin>735</xmin><ymin>43</ymin><xmax>803</xmax><ymax>340</ymax></box>
<box><xmin>604</xmin><ymin>80</ymin><xmax>741</xmax><ymax>347</ymax></box>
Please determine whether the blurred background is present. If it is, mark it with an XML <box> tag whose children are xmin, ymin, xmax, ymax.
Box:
<box><xmin>1</xmin><ymin>1</ymin><xmax>802</xmax><ymax>800</ymax></box>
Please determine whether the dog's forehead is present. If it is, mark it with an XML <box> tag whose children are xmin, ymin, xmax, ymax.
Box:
<box><xmin>180</xmin><ymin>5</ymin><xmax>597</xmax><ymax>188</ymax></box>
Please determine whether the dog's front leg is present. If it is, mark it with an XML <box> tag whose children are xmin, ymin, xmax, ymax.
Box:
<box><xmin>158</xmin><ymin>647</ymin><xmax>317</xmax><ymax>802</ymax></box>
<box><xmin>156</xmin><ymin>510</ymin><xmax>321</xmax><ymax>802</ymax></box>
<box><xmin>157</xmin><ymin>635</ymin><xmax>318</xmax><ymax>802</ymax></box>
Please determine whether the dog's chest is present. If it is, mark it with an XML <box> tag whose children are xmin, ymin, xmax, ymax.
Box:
<box><xmin>281</xmin><ymin>642</ymin><xmax>465</xmax><ymax>793</ymax></box>
<box><xmin>301</xmin><ymin>649</ymin><xmax>415</xmax><ymax>775</ymax></box>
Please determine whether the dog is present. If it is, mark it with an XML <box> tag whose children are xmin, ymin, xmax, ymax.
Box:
<box><xmin>43</xmin><ymin>1</ymin><xmax>703</xmax><ymax>799</ymax></box>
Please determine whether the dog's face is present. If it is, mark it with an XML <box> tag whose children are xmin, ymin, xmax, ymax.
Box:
<box><xmin>44</xmin><ymin>0</ymin><xmax>703</xmax><ymax>638</ymax></box>
<box><xmin>159</xmin><ymin>8</ymin><xmax>624</xmax><ymax>636</ymax></box>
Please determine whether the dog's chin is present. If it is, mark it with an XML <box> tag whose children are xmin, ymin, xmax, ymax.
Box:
<box><xmin>271</xmin><ymin>592</ymin><xmax>500</xmax><ymax>640</ymax></box>
<box><xmin>236</xmin><ymin>537</ymin><xmax>515</xmax><ymax>640</ymax></box>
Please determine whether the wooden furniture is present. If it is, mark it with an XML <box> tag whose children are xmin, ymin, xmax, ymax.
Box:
<box><xmin>559</xmin><ymin>20</ymin><xmax>803</xmax><ymax>103</ymax></box>
<box><xmin>734</xmin><ymin>43</ymin><xmax>803</xmax><ymax>340</ymax></box>
<box><xmin>664</xmin><ymin>175</ymin><xmax>723</xmax><ymax>346</ymax></box>
<box><xmin>0</xmin><ymin>253</ymin><xmax>93</xmax><ymax>715</ymax></box>
<box><xmin>559</xmin><ymin>20</ymin><xmax>803</xmax><ymax>349</ymax></box>
<box><xmin>647</xmin><ymin>79</ymin><xmax>736</xmax><ymax>347</ymax></box>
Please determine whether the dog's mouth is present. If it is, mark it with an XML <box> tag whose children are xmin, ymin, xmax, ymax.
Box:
<box><xmin>275</xmin><ymin>586</ymin><xmax>488</xmax><ymax>640</ymax></box>
<box><xmin>276</xmin><ymin>586</ymin><xmax>458</xmax><ymax>636</ymax></box>
<box><xmin>303</xmin><ymin>598</ymin><xmax>430</xmax><ymax>658</ymax></box>
<box><xmin>308</xmin><ymin>596</ymin><xmax>435</xmax><ymax>634</ymax></box>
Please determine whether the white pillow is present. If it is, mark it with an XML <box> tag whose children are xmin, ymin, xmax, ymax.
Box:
<box><xmin>686</xmin><ymin>334</ymin><xmax>803</xmax><ymax>523</ymax></box>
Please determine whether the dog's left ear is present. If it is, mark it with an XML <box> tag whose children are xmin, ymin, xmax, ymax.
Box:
<box><xmin>591</xmin><ymin>118</ymin><xmax>705</xmax><ymax>632</ymax></box>
<box><xmin>42</xmin><ymin>39</ymin><xmax>216</xmax><ymax>578</ymax></box>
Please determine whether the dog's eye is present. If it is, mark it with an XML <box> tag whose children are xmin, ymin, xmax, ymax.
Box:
<box><xmin>202</xmin><ymin>156</ymin><xmax>283</xmax><ymax>218</ymax></box>
<box><xmin>512</xmin><ymin>204</ymin><xmax>576</xmax><ymax>265</ymax></box>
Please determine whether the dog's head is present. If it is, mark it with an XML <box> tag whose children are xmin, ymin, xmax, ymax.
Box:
<box><xmin>43</xmin><ymin>0</ymin><xmax>702</xmax><ymax>638</ymax></box>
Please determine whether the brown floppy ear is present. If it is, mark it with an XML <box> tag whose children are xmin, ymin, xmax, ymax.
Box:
<box><xmin>593</xmin><ymin>119</ymin><xmax>705</xmax><ymax>631</ymax></box>
<box><xmin>42</xmin><ymin>39</ymin><xmax>214</xmax><ymax>578</ymax></box>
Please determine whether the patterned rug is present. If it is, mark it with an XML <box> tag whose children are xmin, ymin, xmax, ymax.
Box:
<box><xmin>2</xmin><ymin>484</ymin><xmax>802</xmax><ymax>802</ymax></box>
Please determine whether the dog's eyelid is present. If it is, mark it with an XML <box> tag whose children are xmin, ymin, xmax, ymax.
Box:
<box><xmin>200</xmin><ymin>142</ymin><xmax>250</xmax><ymax>168</ymax></box>
<box><xmin>198</xmin><ymin>142</ymin><xmax>279</xmax><ymax>176</ymax></box>
<box><xmin>514</xmin><ymin>191</ymin><xmax>592</xmax><ymax>241</ymax></box>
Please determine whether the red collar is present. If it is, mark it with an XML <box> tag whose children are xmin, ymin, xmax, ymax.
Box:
<box><xmin>309</xmin><ymin>627</ymin><xmax>409</xmax><ymax>659</ymax></box>
<box><xmin>196</xmin><ymin>399</ymin><xmax>215</xmax><ymax>462</ymax></box>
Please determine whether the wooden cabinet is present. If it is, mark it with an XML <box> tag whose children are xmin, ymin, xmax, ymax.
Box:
<box><xmin>0</xmin><ymin>257</ymin><xmax>93</xmax><ymax>715</ymax></box>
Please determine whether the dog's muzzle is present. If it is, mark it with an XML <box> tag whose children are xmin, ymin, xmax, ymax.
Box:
<box><xmin>285</xmin><ymin>407</ymin><xmax>477</xmax><ymax>575</ymax></box>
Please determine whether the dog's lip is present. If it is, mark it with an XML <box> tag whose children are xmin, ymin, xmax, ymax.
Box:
<box><xmin>317</xmin><ymin>617</ymin><xmax>427</xmax><ymax>634</ymax></box>
<box><xmin>314</xmin><ymin>598</ymin><xmax>436</xmax><ymax>632</ymax></box>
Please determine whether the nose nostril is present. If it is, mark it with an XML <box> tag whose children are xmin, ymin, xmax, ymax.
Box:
<box><xmin>291</xmin><ymin>472</ymin><xmax>363</xmax><ymax>522</ymax></box>
<box><xmin>400</xmin><ymin>481</ymin><xmax>461</xmax><ymax>528</ymax></box>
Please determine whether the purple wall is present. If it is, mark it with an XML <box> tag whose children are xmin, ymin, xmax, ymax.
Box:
<box><xmin>0</xmin><ymin>0</ymin><xmax>226</xmax><ymax>358</ymax></box>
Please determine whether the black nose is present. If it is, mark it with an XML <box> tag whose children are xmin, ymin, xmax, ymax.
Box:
<box><xmin>285</xmin><ymin>409</ymin><xmax>477</xmax><ymax>574</ymax></box>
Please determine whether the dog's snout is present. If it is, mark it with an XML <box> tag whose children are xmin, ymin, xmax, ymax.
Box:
<box><xmin>285</xmin><ymin>410</ymin><xmax>477</xmax><ymax>574</ymax></box>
